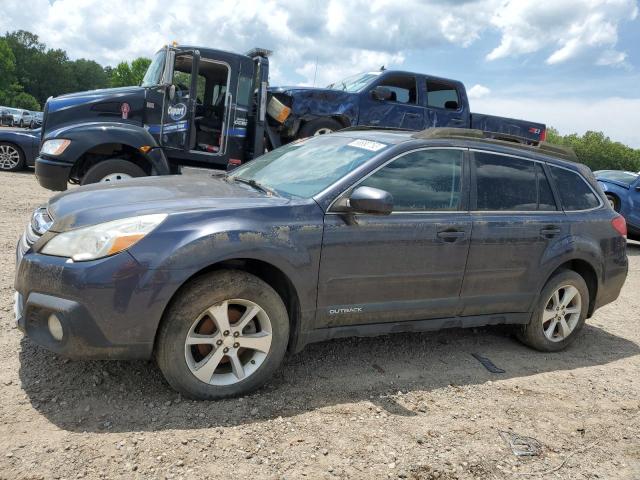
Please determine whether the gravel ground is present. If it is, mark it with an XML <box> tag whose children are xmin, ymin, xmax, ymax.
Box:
<box><xmin>0</xmin><ymin>170</ymin><xmax>639</xmax><ymax>480</ymax></box>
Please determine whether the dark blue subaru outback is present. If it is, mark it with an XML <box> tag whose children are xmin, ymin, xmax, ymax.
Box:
<box><xmin>14</xmin><ymin>128</ymin><xmax>628</xmax><ymax>399</ymax></box>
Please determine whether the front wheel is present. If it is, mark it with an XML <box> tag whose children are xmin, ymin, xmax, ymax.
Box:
<box><xmin>80</xmin><ymin>159</ymin><xmax>146</xmax><ymax>185</ymax></box>
<box><xmin>297</xmin><ymin>118</ymin><xmax>343</xmax><ymax>138</ymax></box>
<box><xmin>606</xmin><ymin>194</ymin><xmax>620</xmax><ymax>212</ymax></box>
<box><xmin>0</xmin><ymin>142</ymin><xmax>25</xmax><ymax>171</ymax></box>
<box><xmin>156</xmin><ymin>270</ymin><xmax>289</xmax><ymax>400</ymax></box>
<box><xmin>517</xmin><ymin>270</ymin><xmax>589</xmax><ymax>352</ymax></box>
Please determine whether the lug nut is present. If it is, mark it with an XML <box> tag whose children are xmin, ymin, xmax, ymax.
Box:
<box><xmin>216</xmin><ymin>339</ymin><xmax>223</xmax><ymax>346</ymax></box>
<box><xmin>223</xmin><ymin>330</ymin><xmax>230</xmax><ymax>336</ymax></box>
<box><xmin>223</xmin><ymin>347</ymin><xmax>229</xmax><ymax>353</ymax></box>
<box><xmin>233</xmin><ymin>342</ymin><xmax>239</xmax><ymax>348</ymax></box>
<box><xmin>233</xmin><ymin>331</ymin><xmax>240</xmax><ymax>337</ymax></box>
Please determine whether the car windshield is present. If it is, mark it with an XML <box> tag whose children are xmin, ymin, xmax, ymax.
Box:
<box><xmin>228</xmin><ymin>135</ymin><xmax>391</xmax><ymax>198</ymax></box>
<box><xmin>595</xmin><ymin>170</ymin><xmax>639</xmax><ymax>186</ymax></box>
<box><xmin>141</xmin><ymin>49</ymin><xmax>167</xmax><ymax>87</ymax></box>
<box><xmin>327</xmin><ymin>72</ymin><xmax>381</xmax><ymax>92</ymax></box>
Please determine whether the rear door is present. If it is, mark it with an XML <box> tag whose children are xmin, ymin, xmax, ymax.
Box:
<box><xmin>359</xmin><ymin>73</ymin><xmax>426</xmax><ymax>130</ymax></box>
<box><xmin>460</xmin><ymin>150</ymin><xmax>565</xmax><ymax>316</ymax></box>
<box><xmin>317</xmin><ymin>147</ymin><xmax>471</xmax><ymax>327</ymax></box>
<box><xmin>424</xmin><ymin>78</ymin><xmax>468</xmax><ymax>128</ymax></box>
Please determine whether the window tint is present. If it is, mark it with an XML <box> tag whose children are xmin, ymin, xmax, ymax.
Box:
<box><xmin>549</xmin><ymin>166</ymin><xmax>600</xmax><ymax>210</ymax></box>
<box><xmin>376</xmin><ymin>75</ymin><xmax>417</xmax><ymax>104</ymax></box>
<box><xmin>360</xmin><ymin>149</ymin><xmax>463</xmax><ymax>211</ymax></box>
<box><xmin>474</xmin><ymin>153</ymin><xmax>557</xmax><ymax>211</ymax></box>
<box><xmin>426</xmin><ymin>79</ymin><xmax>460</xmax><ymax>110</ymax></box>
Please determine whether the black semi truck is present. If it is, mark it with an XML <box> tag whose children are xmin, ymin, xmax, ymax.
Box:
<box><xmin>35</xmin><ymin>44</ymin><xmax>546</xmax><ymax>191</ymax></box>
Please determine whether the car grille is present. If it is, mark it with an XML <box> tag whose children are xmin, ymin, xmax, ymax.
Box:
<box><xmin>20</xmin><ymin>206</ymin><xmax>53</xmax><ymax>256</ymax></box>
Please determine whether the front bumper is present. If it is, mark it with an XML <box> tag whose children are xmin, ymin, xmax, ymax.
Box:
<box><xmin>35</xmin><ymin>156</ymin><xmax>72</xmax><ymax>191</ymax></box>
<box><xmin>14</xmin><ymin>248</ymin><xmax>183</xmax><ymax>360</ymax></box>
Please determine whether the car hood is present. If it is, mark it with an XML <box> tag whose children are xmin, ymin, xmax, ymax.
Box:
<box><xmin>47</xmin><ymin>174</ymin><xmax>291</xmax><ymax>232</ymax></box>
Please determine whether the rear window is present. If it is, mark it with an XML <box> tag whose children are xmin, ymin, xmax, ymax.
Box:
<box><xmin>426</xmin><ymin>79</ymin><xmax>460</xmax><ymax>110</ymax></box>
<box><xmin>549</xmin><ymin>166</ymin><xmax>600</xmax><ymax>211</ymax></box>
<box><xmin>474</xmin><ymin>152</ymin><xmax>557</xmax><ymax>211</ymax></box>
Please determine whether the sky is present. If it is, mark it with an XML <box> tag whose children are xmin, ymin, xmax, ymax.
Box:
<box><xmin>2</xmin><ymin>0</ymin><xmax>639</xmax><ymax>146</ymax></box>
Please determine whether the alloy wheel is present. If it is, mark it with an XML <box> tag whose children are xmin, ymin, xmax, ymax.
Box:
<box><xmin>0</xmin><ymin>145</ymin><xmax>21</xmax><ymax>170</ymax></box>
<box><xmin>184</xmin><ymin>299</ymin><xmax>273</xmax><ymax>386</ymax></box>
<box><xmin>541</xmin><ymin>285</ymin><xmax>582</xmax><ymax>342</ymax></box>
<box><xmin>100</xmin><ymin>173</ymin><xmax>132</xmax><ymax>182</ymax></box>
<box><xmin>313</xmin><ymin>127</ymin><xmax>334</xmax><ymax>135</ymax></box>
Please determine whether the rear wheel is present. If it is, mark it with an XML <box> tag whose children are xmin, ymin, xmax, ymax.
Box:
<box><xmin>156</xmin><ymin>270</ymin><xmax>289</xmax><ymax>400</ymax></box>
<box><xmin>517</xmin><ymin>270</ymin><xmax>589</xmax><ymax>352</ymax></box>
<box><xmin>80</xmin><ymin>159</ymin><xmax>146</xmax><ymax>185</ymax></box>
<box><xmin>297</xmin><ymin>118</ymin><xmax>343</xmax><ymax>138</ymax></box>
<box><xmin>0</xmin><ymin>142</ymin><xmax>25</xmax><ymax>171</ymax></box>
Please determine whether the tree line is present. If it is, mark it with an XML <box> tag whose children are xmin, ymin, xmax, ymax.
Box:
<box><xmin>0</xmin><ymin>30</ymin><xmax>150</xmax><ymax>111</ymax></box>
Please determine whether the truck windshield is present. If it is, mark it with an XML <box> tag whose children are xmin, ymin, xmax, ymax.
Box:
<box><xmin>141</xmin><ymin>50</ymin><xmax>166</xmax><ymax>87</ymax></box>
<box><xmin>328</xmin><ymin>72</ymin><xmax>380</xmax><ymax>92</ymax></box>
<box><xmin>229</xmin><ymin>135</ymin><xmax>390</xmax><ymax>198</ymax></box>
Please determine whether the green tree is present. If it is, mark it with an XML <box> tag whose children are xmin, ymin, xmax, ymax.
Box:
<box><xmin>0</xmin><ymin>39</ymin><xmax>17</xmax><ymax>93</ymax></box>
<box><xmin>70</xmin><ymin>58</ymin><xmax>109</xmax><ymax>92</ymax></box>
<box><xmin>110</xmin><ymin>57</ymin><xmax>151</xmax><ymax>87</ymax></box>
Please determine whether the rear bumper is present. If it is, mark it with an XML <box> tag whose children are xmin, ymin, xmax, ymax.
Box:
<box><xmin>35</xmin><ymin>157</ymin><xmax>72</xmax><ymax>191</ymax></box>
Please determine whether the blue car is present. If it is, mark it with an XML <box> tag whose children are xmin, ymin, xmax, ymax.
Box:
<box><xmin>0</xmin><ymin>128</ymin><xmax>40</xmax><ymax>172</ymax></box>
<box><xmin>595</xmin><ymin>170</ymin><xmax>640</xmax><ymax>240</ymax></box>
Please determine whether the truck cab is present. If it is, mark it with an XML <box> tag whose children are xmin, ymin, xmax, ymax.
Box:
<box><xmin>35</xmin><ymin>45</ymin><xmax>271</xmax><ymax>191</ymax></box>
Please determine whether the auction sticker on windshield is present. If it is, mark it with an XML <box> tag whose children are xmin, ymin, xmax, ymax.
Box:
<box><xmin>347</xmin><ymin>139</ymin><xmax>387</xmax><ymax>152</ymax></box>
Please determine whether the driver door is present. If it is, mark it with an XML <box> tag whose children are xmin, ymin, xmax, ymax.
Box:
<box><xmin>161</xmin><ymin>49</ymin><xmax>200</xmax><ymax>151</ymax></box>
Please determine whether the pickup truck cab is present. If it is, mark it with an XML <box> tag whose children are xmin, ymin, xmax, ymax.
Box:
<box><xmin>269</xmin><ymin>70</ymin><xmax>546</xmax><ymax>144</ymax></box>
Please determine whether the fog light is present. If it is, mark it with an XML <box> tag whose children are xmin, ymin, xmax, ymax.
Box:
<box><xmin>48</xmin><ymin>314</ymin><xmax>64</xmax><ymax>341</ymax></box>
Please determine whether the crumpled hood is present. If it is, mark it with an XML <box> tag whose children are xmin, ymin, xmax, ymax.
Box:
<box><xmin>47</xmin><ymin>175</ymin><xmax>290</xmax><ymax>232</ymax></box>
<box><xmin>268</xmin><ymin>86</ymin><xmax>359</xmax><ymax>118</ymax></box>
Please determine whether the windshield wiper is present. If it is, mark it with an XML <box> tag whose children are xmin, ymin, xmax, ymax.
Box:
<box><xmin>231</xmin><ymin>176</ymin><xmax>277</xmax><ymax>196</ymax></box>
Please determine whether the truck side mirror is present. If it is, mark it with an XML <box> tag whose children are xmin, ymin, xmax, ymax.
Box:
<box><xmin>349</xmin><ymin>186</ymin><xmax>393</xmax><ymax>215</ymax></box>
<box><xmin>169</xmin><ymin>84</ymin><xmax>176</xmax><ymax>101</ymax></box>
<box><xmin>371</xmin><ymin>86</ymin><xmax>392</xmax><ymax>102</ymax></box>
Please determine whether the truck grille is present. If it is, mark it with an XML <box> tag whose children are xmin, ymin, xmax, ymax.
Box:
<box><xmin>20</xmin><ymin>207</ymin><xmax>53</xmax><ymax>256</ymax></box>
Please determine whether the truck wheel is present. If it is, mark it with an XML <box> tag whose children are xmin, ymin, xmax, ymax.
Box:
<box><xmin>298</xmin><ymin>118</ymin><xmax>343</xmax><ymax>138</ymax></box>
<box><xmin>156</xmin><ymin>270</ymin><xmax>289</xmax><ymax>400</ymax></box>
<box><xmin>81</xmin><ymin>159</ymin><xmax>146</xmax><ymax>185</ymax></box>
<box><xmin>0</xmin><ymin>142</ymin><xmax>26</xmax><ymax>171</ymax></box>
<box><xmin>605</xmin><ymin>194</ymin><xmax>620</xmax><ymax>212</ymax></box>
<box><xmin>517</xmin><ymin>270</ymin><xmax>589</xmax><ymax>352</ymax></box>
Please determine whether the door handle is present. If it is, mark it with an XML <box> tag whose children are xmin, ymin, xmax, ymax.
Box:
<box><xmin>540</xmin><ymin>226</ymin><xmax>561</xmax><ymax>238</ymax></box>
<box><xmin>405</xmin><ymin>113</ymin><xmax>421</xmax><ymax>118</ymax></box>
<box><xmin>437</xmin><ymin>230</ymin><xmax>466</xmax><ymax>242</ymax></box>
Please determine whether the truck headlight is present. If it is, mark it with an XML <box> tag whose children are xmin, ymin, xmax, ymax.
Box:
<box><xmin>41</xmin><ymin>139</ymin><xmax>71</xmax><ymax>156</ymax></box>
<box><xmin>41</xmin><ymin>214</ymin><xmax>167</xmax><ymax>261</ymax></box>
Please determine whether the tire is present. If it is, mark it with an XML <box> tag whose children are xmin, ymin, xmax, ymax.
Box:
<box><xmin>18</xmin><ymin>120</ymin><xmax>23</xmax><ymax>128</ymax></box>
<box><xmin>156</xmin><ymin>270</ymin><xmax>290</xmax><ymax>400</ymax></box>
<box><xmin>517</xmin><ymin>270</ymin><xmax>589</xmax><ymax>352</ymax></box>
<box><xmin>297</xmin><ymin>118</ymin><xmax>343</xmax><ymax>138</ymax></box>
<box><xmin>0</xmin><ymin>142</ymin><xmax>26</xmax><ymax>171</ymax></box>
<box><xmin>80</xmin><ymin>159</ymin><xmax>146</xmax><ymax>185</ymax></box>
<box><xmin>606</xmin><ymin>194</ymin><xmax>620</xmax><ymax>212</ymax></box>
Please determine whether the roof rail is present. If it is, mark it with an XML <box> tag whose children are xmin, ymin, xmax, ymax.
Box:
<box><xmin>412</xmin><ymin>128</ymin><xmax>577</xmax><ymax>161</ymax></box>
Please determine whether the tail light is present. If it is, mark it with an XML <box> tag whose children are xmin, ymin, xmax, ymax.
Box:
<box><xmin>611</xmin><ymin>215</ymin><xmax>627</xmax><ymax>237</ymax></box>
<box><xmin>539</xmin><ymin>128</ymin><xmax>546</xmax><ymax>142</ymax></box>
<box><xmin>227</xmin><ymin>158</ymin><xmax>242</xmax><ymax>170</ymax></box>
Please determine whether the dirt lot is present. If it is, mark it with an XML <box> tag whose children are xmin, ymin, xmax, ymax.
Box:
<box><xmin>0</xmin><ymin>170</ymin><xmax>638</xmax><ymax>479</ymax></box>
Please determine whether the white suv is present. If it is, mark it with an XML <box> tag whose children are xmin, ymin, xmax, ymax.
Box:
<box><xmin>12</xmin><ymin>109</ymin><xmax>33</xmax><ymax>128</ymax></box>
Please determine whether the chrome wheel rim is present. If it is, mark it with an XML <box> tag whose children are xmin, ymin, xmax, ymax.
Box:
<box><xmin>313</xmin><ymin>127</ymin><xmax>334</xmax><ymax>135</ymax></box>
<box><xmin>0</xmin><ymin>145</ymin><xmax>20</xmax><ymax>170</ymax></box>
<box><xmin>541</xmin><ymin>285</ymin><xmax>582</xmax><ymax>342</ymax></box>
<box><xmin>184</xmin><ymin>299</ymin><xmax>272</xmax><ymax>386</ymax></box>
<box><xmin>100</xmin><ymin>173</ymin><xmax>132</xmax><ymax>182</ymax></box>
<box><xmin>606</xmin><ymin>196</ymin><xmax>616</xmax><ymax>210</ymax></box>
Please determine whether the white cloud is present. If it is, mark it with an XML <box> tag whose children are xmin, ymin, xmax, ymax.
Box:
<box><xmin>472</xmin><ymin>95</ymin><xmax>640</xmax><ymax>148</ymax></box>
<box><xmin>487</xmin><ymin>0</ymin><xmax>638</xmax><ymax>66</ymax></box>
<box><xmin>467</xmin><ymin>84</ymin><xmax>491</xmax><ymax>99</ymax></box>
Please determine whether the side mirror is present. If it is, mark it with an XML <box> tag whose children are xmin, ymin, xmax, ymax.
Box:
<box><xmin>169</xmin><ymin>84</ymin><xmax>176</xmax><ymax>101</ymax></box>
<box><xmin>162</xmin><ymin>48</ymin><xmax>176</xmax><ymax>86</ymax></box>
<box><xmin>371</xmin><ymin>86</ymin><xmax>392</xmax><ymax>101</ymax></box>
<box><xmin>349</xmin><ymin>186</ymin><xmax>393</xmax><ymax>215</ymax></box>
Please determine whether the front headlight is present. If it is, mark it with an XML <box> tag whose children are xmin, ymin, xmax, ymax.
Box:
<box><xmin>41</xmin><ymin>139</ymin><xmax>71</xmax><ymax>156</ymax></box>
<box><xmin>41</xmin><ymin>214</ymin><xmax>167</xmax><ymax>261</ymax></box>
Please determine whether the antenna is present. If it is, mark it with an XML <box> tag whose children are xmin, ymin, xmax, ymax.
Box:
<box><xmin>313</xmin><ymin>56</ymin><xmax>318</xmax><ymax>87</ymax></box>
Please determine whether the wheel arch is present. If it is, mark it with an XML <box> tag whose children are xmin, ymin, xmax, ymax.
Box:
<box><xmin>154</xmin><ymin>258</ymin><xmax>303</xmax><ymax>354</ymax></box>
<box><xmin>544</xmin><ymin>258</ymin><xmax>599</xmax><ymax>317</ymax></box>
<box><xmin>70</xmin><ymin>142</ymin><xmax>152</xmax><ymax>181</ymax></box>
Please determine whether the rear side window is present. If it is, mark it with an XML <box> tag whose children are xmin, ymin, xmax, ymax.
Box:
<box><xmin>426</xmin><ymin>79</ymin><xmax>460</xmax><ymax>110</ymax></box>
<box><xmin>548</xmin><ymin>166</ymin><xmax>600</xmax><ymax>211</ymax></box>
<box><xmin>360</xmin><ymin>149</ymin><xmax>463</xmax><ymax>211</ymax></box>
<box><xmin>474</xmin><ymin>152</ymin><xmax>557</xmax><ymax>211</ymax></box>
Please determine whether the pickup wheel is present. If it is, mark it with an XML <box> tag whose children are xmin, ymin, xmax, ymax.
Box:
<box><xmin>0</xmin><ymin>142</ymin><xmax>26</xmax><ymax>171</ymax></box>
<box><xmin>80</xmin><ymin>159</ymin><xmax>146</xmax><ymax>185</ymax></box>
<box><xmin>605</xmin><ymin>194</ymin><xmax>620</xmax><ymax>212</ymax></box>
<box><xmin>298</xmin><ymin>118</ymin><xmax>343</xmax><ymax>138</ymax></box>
<box><xmin>156</xmin><ymin>270</ymin><xmax>289</xmax><ymax>400</ymax></box>
<box><xmin>517</xmin><ymin>270</ymin><xmax>589</xmax><ymax>352</ymax></box>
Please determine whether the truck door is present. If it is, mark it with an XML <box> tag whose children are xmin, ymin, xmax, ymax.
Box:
<box><xmin>424</xmin><ymin>77</ymin><xmax>468</xmax><ymax>128</ymax></box>
<box><xmin>161</xmin><ymin>49</ymin><xmax>200</xmax><ymax>151</ymax></box>
<box><xmin>359</xmin><ymin>73</ymin><xmax>425</xmax><ymax>130</ymax></box>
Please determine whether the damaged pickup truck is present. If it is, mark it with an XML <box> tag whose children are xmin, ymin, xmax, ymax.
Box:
<box><xmin>268</xmin><ymin>69</ymin><xmax>546</xmax><ymax>144</ymax></box>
